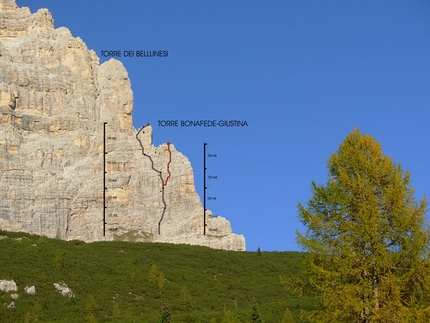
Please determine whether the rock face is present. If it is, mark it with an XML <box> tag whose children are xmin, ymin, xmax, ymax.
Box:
<box><xmin>0</xmin><ymin>0</ymin><xmax>245</xmax><ymax>251</ymax></box>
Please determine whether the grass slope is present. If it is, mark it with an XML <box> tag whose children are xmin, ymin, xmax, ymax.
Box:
<box><xmin>0</xmin><ymin>231</ymin><xmax>316</xmax><ymax>322</ymax></box>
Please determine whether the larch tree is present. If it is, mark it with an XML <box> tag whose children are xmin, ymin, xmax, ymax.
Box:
<box><xmin>220</xmin><ymin>309</ymin><xmax>242</xmax><ymax>323</ymax></box>
<box><xmin>293</xmin><ymin>129</ymin><xmax>430</xmax><ymax>322</ymax></box>
<box><xmin>281</xmin><ymin>307</ymin><xmax>295</xmax><ymax>323</ymax></box>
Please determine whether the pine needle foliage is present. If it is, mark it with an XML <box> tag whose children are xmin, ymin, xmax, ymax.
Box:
<box><xmin>295</xmin><ymin>129</ymin><xmax>430</xmax><ymax>322</ymax></box>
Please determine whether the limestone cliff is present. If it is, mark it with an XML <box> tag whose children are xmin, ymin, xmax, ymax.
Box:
<box><xmin>0</xmin><ymin>0</ymin><xmax>246</xmax><ymax>251</ymax></box>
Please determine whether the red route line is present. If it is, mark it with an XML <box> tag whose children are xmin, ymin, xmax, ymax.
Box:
<box><xmin>163</xmin><ymin>142</ymin><xmax>172</xmax><ymax>187</ymax></box>
<box><xmin>136</xmin><ymin>124</ymin><xmax>172</xmax><ymax>234</ymax></box>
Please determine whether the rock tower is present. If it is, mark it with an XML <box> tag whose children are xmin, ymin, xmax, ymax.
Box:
<box><xmin>0</xmin><ymin>0</ymin><xmax>246</xmax><ymax>250</ymax></box>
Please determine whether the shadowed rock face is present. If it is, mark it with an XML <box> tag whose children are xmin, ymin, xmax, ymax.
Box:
<box><xmin>0</xmin><ymin>0</ymin><xmax>246</xmax><ymax>251</ymax></box>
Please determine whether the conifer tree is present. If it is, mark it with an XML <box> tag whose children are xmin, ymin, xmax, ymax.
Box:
<box><xmin>161</xmin><ymin>302</ymin><xmax>171</xmax><ymax>323</ymax></box>
<box><xmin>220</xmin><ymin>309</ymin><xmax>242</xmax><ymax>323</ymax></box>
<box><xmin>149</xmin><ymin>264</ymin><xmax>166</xmax><ymax>292</ymax></box>
<box><xmin>53</xmin><ymin>249</ymin><xmax>64</xmax><ymax>270</ymax></box>
<box><xmin>149</xmin><ymin>264</ymin><xmax>161</xmax><ymax>283</ymax></box>
<box><xmin>251</xmin><ymin>299</ymin><xmax>263</xmax><ymax>322</ymax></box>
<box><xmin>158</xmin><ymin>271</ymin><xmax>166</xmax><ymax>293</ymax></box>
<box><xmin>87</xmin><ymin>314</ymin><xmax>97</xmax><ymax>323</ymax></box>
<box><xmin>112</xmin><ymin>302</ymin><xmax>121</xmax><ymax>317</ymax></box>
<box><xmin>281</xmin><ymin>307</ymin><xmax>295</xmax><ymax>323</ymax></box>
<box><xmin>294</xmin><ymin>129</ymin><xmax>430</xmax><ymax>322</ymax></box>
<box><xmin>85</xmin><ymin>294</ymin><xmax>98</xmax><ymax>320</ymax></box>
<box><xmin>23</xmin><ymin>301</ymin><xmax>44</xmax><ymax>323</ymax></box>
<box><xmin>180</xmin><ymin>286</ymin><xmax>192</xmax><ymax>311</ymax></box>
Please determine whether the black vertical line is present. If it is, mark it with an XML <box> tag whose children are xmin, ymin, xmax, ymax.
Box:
<box><xmin>204</xmin><ymin>143</ymin><xmax>207</xmax><ymax>235</ymax></box>
<box><xmin>103</xmin><ymin>122</ymin><xmax>107</xmax><ymax>236</ymax></box>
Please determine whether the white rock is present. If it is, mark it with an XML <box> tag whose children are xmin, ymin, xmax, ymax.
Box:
<box><xmin>0</xmin><ymin>0</ymin><xmax>17</xmax><ymax>11</ymax></box>
<box><xmin>10</xmin><ymin>293</ymin><xmax>19</xmax><ymax>299</ymax></box>
<box><xmin>54</xmin><ymin>282</ymin><xmax>74</xmax><ymax>298</ymax></box>
<box><xmin>0</xmin><ymin>280</ymin><xmax>17</xmax><ymax>292</ymax></box>
<box><xmin>6</xmin><ymin>301</ymin><xmax>15</xmax><ymax>308</ymax></box>
<box><xmin>24</xmin><ymin>286</ymin><xmax>36</xmax><ymax>295</ymax></box>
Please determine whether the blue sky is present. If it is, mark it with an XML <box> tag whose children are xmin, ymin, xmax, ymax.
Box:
<box><xmin>17</xmin><ymin>0</ymin><xmax>430</xmax><ymax>251</ymax></box>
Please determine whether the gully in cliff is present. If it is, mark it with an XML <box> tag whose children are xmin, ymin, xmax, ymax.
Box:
<box><xmin>135</xmin><ymin>124</ymin><xmax>172</xmax><ymax>234</ymax></box>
